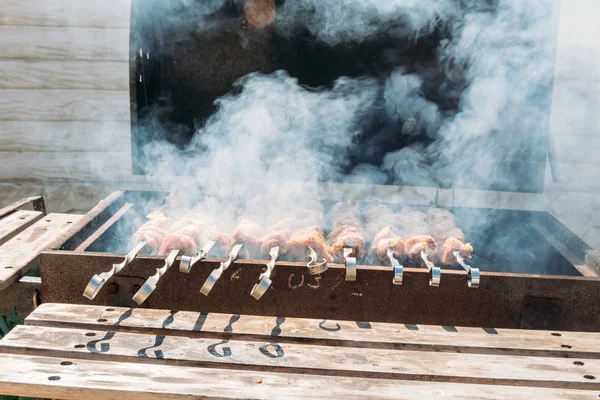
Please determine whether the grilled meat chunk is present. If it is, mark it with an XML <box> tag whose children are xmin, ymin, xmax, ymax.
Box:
<box><xmin>370</xmin><ymin>226</ymin><xmax>406</xmax><ymax>263</ymax></box>
<box><xmin>441</xmin><ymin>237</ymin><xmax>473</xmax><ymax>265</ymax></box>
<box><xmin>287</xmin><ymin>226</ymin><xmax>334</xmax><ymax>263</ymax></box>
<box><xmin>327</xmin><ymin>225</ymin><xmax>366</xmax><ymax>260</ymax></box>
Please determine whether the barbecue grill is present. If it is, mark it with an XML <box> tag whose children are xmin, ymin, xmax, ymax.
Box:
<box><xmin>3</xmin><ymin>0</ymin><xmax>599</xmax><ymax>335</ymax></box>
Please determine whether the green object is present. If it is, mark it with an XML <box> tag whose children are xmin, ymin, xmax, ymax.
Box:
<box><xmin>0</xmin><ymin>307</ymin><xmax>24</xmax><ymax>339</ymax></box>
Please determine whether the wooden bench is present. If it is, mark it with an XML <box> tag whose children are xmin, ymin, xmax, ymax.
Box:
<box><xmin>0</xmin><ymin>303</ymin><xmax>599</xmax><ymax>399</ymax></box>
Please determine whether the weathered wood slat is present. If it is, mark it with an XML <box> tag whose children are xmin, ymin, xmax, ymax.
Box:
<box><xmin>26</xmin><ymin>304</ymin><xmax>600</xmax><ymax>358</ymax></box>
<box><xmin>0</xmin><ymin>210</ymin><xmax>43</xmax><ymax>246</ymax></box>
<box><xmin>3</xmin><ymin>325</ymin><xmax>599</xmax><ymax>389</ymax></box>
<box><xmin>0</xmin><ymin>214</ymin><xmax>82</xmax><ymax>290</ymax></box>
<box><xmin>0</xmin><ymin>26</ymin><xmax>129</xmax><ymax>61</ymax></box>
<box><xmin>0</xmin><ymin>60</ymin><xmax>129</xmax><ymax>90</ymax></box>
<box><xmin>0</xmin><ymin>121</ymin><xmax>130</xmax><ymax>152</ymax></box>
<box><xmin>0</xmin><ymin>90</ymin><xmax>129</xmax><ymax>121</ymax></box>
<box><xmin>0</xmin><ymin>152</ymin><xmax>132</xmax><ymax>182</ymax></box>
<box><xmin>0</xmin><ymin>0</ymin><xmax>130</xmax><ymax>28</ymax></box>
<box><xmin>0</xmin><ymin>353</ymin><xmax>596</xmax><ymax>400</ymax></box>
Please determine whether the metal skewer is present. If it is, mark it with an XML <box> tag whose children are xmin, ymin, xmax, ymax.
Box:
<box><xmin>344</xmin><ymin>248</ymin><xmax>357</xmax><ymax>281</ymax></box>
<box><xmin>454</xmin><ymin>250</ymin><xmax>480</xmax><ymax>288</ymax></box>
<box><xmin>180</xmin><ymin>240</ymin><xmax>216</xmax><ymax>273</ymax></box>
<box><xmin>388</xmin><ymin>248</ymin><xmax>403</xmax><ymax>285</ymax></box>
<box><xmin>83</xmin><ymin>241</ymin><xmax>147</xmax><ymax>300</ymax></box>
<box><xmin>132</xmin><ymin>249</ymin><xmax>180</xmax><ymax>305</ymax></box>
<box><xmin>421</xmin><ymin>249</ymin><xmax>441</xmax><ymax>287</ymax></box>
<box><xmin>250</xmin><ymin>246</ymin><xmax>279</xmax><ymax>300</ymax></box>
<box><xmin>200</xmin><ymin>243</ymin><xmax>244</xmax><ymax>296</ymax></box>
<box><xmin>307</xmin><ymin>247</ymin><xmax>328</xmax><ymax>275</ymax></box>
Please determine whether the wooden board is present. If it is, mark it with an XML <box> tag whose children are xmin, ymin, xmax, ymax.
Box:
<box><xmin>0</xmin><ymin>26</ymin><xmax>129</xmax><ymax>61</ymax></box>
<box><xmin>0</xmin><ymin>303</ymin><xmax>598</xmax><ymax>399</ymax></box>
<box><xmin>0</xmin><ymin>152</ymin><xmax>132</xmax><ymax>182</ymax></box>
<box><xmin>0</xmin><ymin>0</ymin><xmax>131</xmax><ymax>28</ymax></box>
<box><xmin>3</xmin><ymin>324</ymin><xmax>600</xmax><ymax>389</ymax></box>
<box><xmin>0</xmin><ymin>60</ymin><xmax>129</xmax><ymax>90</ymax></box>
<box><xmin>0</xmin><ymin>121</ymin><xmax>130</xmax><ymax>152</ymax></box>
<box><xmin>0</xmin><ymin>90</ymin><xmax>129</xmax><ymax>121</ymax></box>
<box><xmin>0</xmin><ymin>353</ymin><xmax>596</xmax><ymax>400</ymax></box>
<box><xmin>0</xmin><ymin>213</ymin><xmax>82</xmax><ymax>290</ymax></box>
<box><xmin>26</xmin><ymin>304</ymin><xmax>600</xmax><ymax>359</ymax></box>
<box><xmin>0</xmin><ymin>210</ymin><xmax>43</xmax><ymax>246</ymax></box>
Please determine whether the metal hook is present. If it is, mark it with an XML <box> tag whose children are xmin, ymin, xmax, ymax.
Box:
<box><xmin>344</xmin><ymin>248</ymin><xmax>357</xmax><ymax>282</ymax></box>
<box><xmin>454</xmin><ymin>250</ymin><xmax>480</xmax><ymax>288</ymax></box>
<box><xmin>388</xmin><ymin>248</ymin><xmax>403</xmax><ymax>285</ymax></box>
<box><xmin>421</xmin><ymin>249</ymin><xmax>441</xmax><ymax>287</ymax></box>
<box><xmin>132</xmin><ymin>249</ymin><xmax>180</xmax><ymax>305</ymax></box>
<box><xmin>180</xmin><ymin>240</ymin><xmax>216</xmax><ymax>273</ymax></box>
<box><xmin>83</xmin><ymin>242</ymin><xmax>147</xmax><ymax>300</ymax></box>
<box><xmin>250</xmin><ymin>246</ymin><xmax>279</xmax><ymax>300</ymax></box>
<box><xmin>307</xmin><ymin>247</ymin><xmax>328</xmax><ymax>275</ymax></box>
<box><xmin>200</xmin><ymin>243</ymin><xmax>244</xmax><ymax>296</ymax></box>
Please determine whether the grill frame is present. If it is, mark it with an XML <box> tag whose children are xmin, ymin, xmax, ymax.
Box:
<box><xmin>38</xmin><ymin>190</ymin><xmax>600</xmax><ymax>332</ymax></box>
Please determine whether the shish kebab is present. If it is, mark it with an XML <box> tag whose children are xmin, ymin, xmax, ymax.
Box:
<box><xmin>85</xmin><ymin>200</ymin><xmax>478</xmax><ymax>301</ymax></box>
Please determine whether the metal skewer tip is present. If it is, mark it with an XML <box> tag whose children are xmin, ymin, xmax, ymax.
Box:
<box><xmin>250</xmin><ymin>246</ymin><xmax>279</xmax><ymax>300</ymax></box>
<box><xmin>132</xmin><ymin>249</ymin><xmax>180</xmax><ymax>305</ymax></box>
<box><xmin>83</xmin><ymin>241</ymin><xmax>147</xmax><ymax>300</ymax></box>
<box><xmin>180</xmin><ymin>240</ymin><xmax>216</xmax><ymax>273</ymax></box>
<box><xmin>306</xmin><ymin>247</ymin><xmax>328</xmax><ymax>275</ymax></box>
<box><xmin>200</xmin><ymin>243</ymin><xmax>243</xmax><ymax>296</ymax></box>
<box><xmin>388</xmin><ymin>248</ymin><xmax>403</xmax><ymax>285</ymax></box>
<box><xmin>454</xmin><ymin>250</ymin><xmax>480</xmax><ymax>288</ymax></box>
<box><xmin>421</xmin><ymin>249</ymin><xmax>441</xmax><ymax>287</ymax></box>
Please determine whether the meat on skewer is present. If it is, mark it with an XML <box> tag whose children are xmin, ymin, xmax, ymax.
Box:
<box><xmin>426</xmin><ymin>208</ymin><xmax>473</xmax><ymax>265</ymax></box>
<box><xmin>404</xmin><ymin>235</ymin><xmax>438</xmax><ymax>261</ymax></box>
<box><xmin>287</xmin><ymin>226</ymin><xmax>334</xmax><ymax>263</ymax></box>
<box><xmin>231</xmin><ymin>219</ymin><xmax>266</xmax><ymax>259</ymax></box>
<box><xmin>441</xmin><ymin>237</ymin><xmax>473</xmax><ymax>265</ymax></box>
<box><xmin>326</xmin><ymin>201</ymin><xmax>366</xmax><ymax>261</ymax></box>
<box><xmin>328</xmin><ymin>225</ymin><xmax>366</xmax><ymax>260</ymax></box>
<box><xmin>370</xmin><ymin>226</ymin><xmax>406</xmax><ymax>264</ymax></box>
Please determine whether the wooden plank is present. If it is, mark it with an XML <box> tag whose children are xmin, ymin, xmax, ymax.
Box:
<box><xmin>0</xmin><ymin>210</ymin><xmax>44</xmax><ymax>246</ymax></box>
<box><xmin>0</xmin><ymin>277</ymin><xmax>41</xmax><ymax>318</ymax></box>
<box><xmin>0</xmin><ymin>196</ymin><xmax>46</xmax><ymax>219</ymax></box>
<box><xmin>0</xmin><ymin>60</ymin><xmax>129</xmax><ymax>90</ymax></box>
<box><xmin>0</xmin><ymin>90</ymin><xmax>130</xmax><ymax>121</ymax></box>
<box><xmin>75</xmin><ymin>202</ymin><xmax>133</xmax><ymax>252</ymax></box>
<box><xmin>0</xmin><ymin>121</ymin><xmax>130</xmax><ymax>152</ymax></box>
<box><xmin>0</xmin><ymin>0</ymin><xmax>130</xmax><ymax>29</ymax></box>
<box><xmin>0</xmin><ymin>354</ymin><xmax>596</xmax><ymax>400</ymax></box>
<box><xmin>0</xmin><ymin>152</ymin><xmax>132</xmax><ymax>182</ymax></box>
<box><xmin>0</xmin><ymin>26</ymin><xmax>129</xmax><ymax>61</ymax></box>
<box><xmin>3</xmin><ymin>325</ymin><xmax>599</xmax><ymax>389</ymax></box>
<box><xmin>26</xmin><ymin>304</ymin><xmax>600</xmax><ymax>359</ymax></box>
<box><xmin>0</xmin><ymin>213</ymin><xmax>83</xmax><ymax>290</ymax></box>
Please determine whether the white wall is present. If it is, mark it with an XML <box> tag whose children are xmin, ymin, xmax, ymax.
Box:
<box><xmin>0</xmin><ymin>0</ymin><xmax>598</xmax><ymax>248</ymax></box>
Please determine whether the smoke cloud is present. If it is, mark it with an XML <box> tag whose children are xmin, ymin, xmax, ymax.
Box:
<box><xmin>123</xmin><ymin>0</ymin><xmax>562</xmax><ymax>269</ymax></box>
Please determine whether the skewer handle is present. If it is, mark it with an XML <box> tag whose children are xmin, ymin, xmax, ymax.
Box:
<box><xmin>454</xmin><ymin>250</ymin><xmax>480</xmax><ymax>288</ymax></box>
<box><xmin>421</xmin><ymin>250</ymin><xmax>441</xmax><ymax>287</ymax></box>
<box><xmin>200</xmin><ymin>243</ymin><xmax>243</xmax><ymax>296</ymax></box>
<box><xmin>388</xmin><ymin>248</ymin><xmax>403</xmax><ymax>285</ymax></box>
<box><xmin>82</xmin><ymin>241</ymin><xmax>147</xmax><ymax>300</ymax></box>
<box><xmin>132</xmin><ymin>249</ymin><xmax>180</xmax><ymax>305</ymax></box>
<box><xmin>180</xmin><ymin>240</ymin><xmax>216</xmax><ymax>273</ymax></box>
<box><xmin>344</xmin><ymin>248</ymin><xmax>357</xmax><ymax>281</ymax></box>
<box><xmin>307</xmin><ymin>247</ymin><xmax>328</xmax><ymax>275</ymax></box>
<box><xmin>250</xmin><ymin>246</ymin><xmax>279</xmax><ymax>300</ymax></box>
